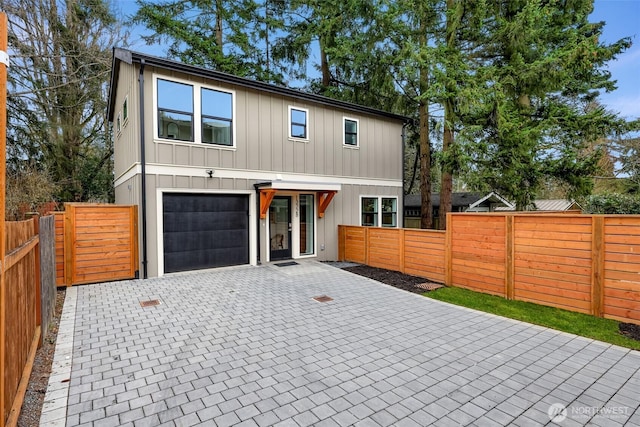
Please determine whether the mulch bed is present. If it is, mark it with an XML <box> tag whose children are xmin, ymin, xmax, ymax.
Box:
<box><xmin>342</xmin><ymin>265</ymin><xmax>441</xmax><ymax>294</ymax></box>
<box><xmin>18</xmin><ymin>289</ymin><xmax>65</xmax><ymax>427</ymax></box>
<box><xmin>619</xmin><ymin>322</ymin><xmax>640</xmax><ymax>342</ymax></box>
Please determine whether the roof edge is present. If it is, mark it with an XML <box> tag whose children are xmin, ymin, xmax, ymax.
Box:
<box><xmin>107</xmin><ymin>48</ymin><xmax>411</xmax><ymax>123</ymax></box>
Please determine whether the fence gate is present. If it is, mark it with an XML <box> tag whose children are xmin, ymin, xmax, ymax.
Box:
<box><xmin>54</xmin><ymin>203</ymin><xmax>138</xmax><ymax>286</ymax></box>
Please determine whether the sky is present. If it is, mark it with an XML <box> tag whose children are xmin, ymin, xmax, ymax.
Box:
<box><xmin>589</xmin><ymin>0</ymin><xmax>640</xmax><ymax>120</ymax></box>
<box><xmin>116</xmin><ymin>0</ymin><xmax>640</xmax><ymax>121</ymax></box>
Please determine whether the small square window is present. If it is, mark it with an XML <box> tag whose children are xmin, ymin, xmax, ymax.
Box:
<box><xmin>343</xmin><ymin>117</ymin><xmax>359</xmax><ymax>147</ymax></box>
<box><xmin>289</xmin><ymin>106</ymin><xmax>308</xmax><ymax>140</ymax></box>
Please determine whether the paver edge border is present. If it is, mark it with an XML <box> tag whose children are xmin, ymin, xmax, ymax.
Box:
<box><xmin>40</xmin><ymin>286</ymin><xmax>78</xmax><ymax>427</ymax></box>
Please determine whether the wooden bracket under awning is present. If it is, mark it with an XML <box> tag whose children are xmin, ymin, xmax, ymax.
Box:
<box><xmin>259</xmin><ymin>189</ymin><xmax>277</xmax><ymax>219</ymax></box>
<box><xmin>318</xmin><ymin>191</ymin><xmax>337</xmax><ymax>218</ymax></box>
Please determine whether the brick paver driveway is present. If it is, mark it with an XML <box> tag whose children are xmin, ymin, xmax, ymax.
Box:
<box><xmin>42</xmin><ymin>261</ymin><xmax>640</xmax><ymax>426</ymax></box>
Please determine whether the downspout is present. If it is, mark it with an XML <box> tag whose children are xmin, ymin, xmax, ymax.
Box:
<box><xmin>138</xmin><ymin>59</ymin><xmax>148</xmax><ymax>279</ymax></box>
<box><xmin>401</xmin><ymin>121</ymin><xmax>409</xmax><ymax>228</ymax></box>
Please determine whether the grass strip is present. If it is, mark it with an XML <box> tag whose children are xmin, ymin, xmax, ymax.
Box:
<box><xmin>425</xmin><ymin>286</ymin><xmax>640</xmax><ymax>351</ymax></box>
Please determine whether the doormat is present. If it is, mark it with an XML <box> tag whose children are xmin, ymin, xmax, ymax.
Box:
<box><xmin>275</xmin><ymin>261</ymin><xmax>298</xmax><ymax>267</ymax></box>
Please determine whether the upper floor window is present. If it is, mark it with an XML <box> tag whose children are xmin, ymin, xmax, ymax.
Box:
<box><xmin>289</xmin><ymin>106</ymin><xmax>308</xmax><ymax>140</ymax></box>
<box><xmin>343</xmin><ymin>117</ymin><xmax>359</xmax><ymax>147</ymax></box>
<box><xmin>123</xmin><ymin>96</ymin><xmax>129</xmax><ymax>123</ymax></box>
<box><xmin>361</xmin><ymin>196</ymin><xmax>398</xmax><ymax>227</ymax></box>
<box><xmin>155</xmin><ymin>76</ymin><xmax>235</xmax><ymax>147</ymax></box>
<box><xmin>157</xmin><ymin>79</ymin><xmax>194</xmax><ymax>141</ymax></box>
<box><xmin>202</xmin><ymin>88</ymin><xmax>233</xmax><ymax>146</ymax></box>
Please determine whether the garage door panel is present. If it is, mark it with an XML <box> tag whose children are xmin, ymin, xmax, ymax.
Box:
<box><xmin>163</xmin><ymin>194</ymin><xmax>249</xmax><ymax>273</ymax></box>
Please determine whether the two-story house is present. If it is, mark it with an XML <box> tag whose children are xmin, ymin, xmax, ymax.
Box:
<box><xmin>107</xmin><ymin>48</ymin><xmax>408</xmax><ymax>278</ymax></box>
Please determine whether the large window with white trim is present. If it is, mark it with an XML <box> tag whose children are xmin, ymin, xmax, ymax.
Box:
<box><xmin>155</xmin><ymin>77</ymin><xmax>235</xmax><ymax>147</ymax></box>
<box><xmin>361</xmin><ymin>196</ymin><xmax>398</xmax><ymax>227</ymax></box>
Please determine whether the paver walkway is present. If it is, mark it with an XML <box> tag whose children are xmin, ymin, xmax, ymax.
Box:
<box><xmin>41</xmin><ymin>261</ymin><xmax>640</xmax><ymax>426</ymax></box>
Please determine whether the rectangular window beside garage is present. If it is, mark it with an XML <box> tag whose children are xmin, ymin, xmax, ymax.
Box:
<box><xmin>201</xmin><ymin>88</ymin><xmax>233</xmax><ymax>146</ymax></box>
<box><xmin>300</xmin><ymin>194</ymin><xmax>314</xmax><ymax>255</ymax></box>
<box><xmin>289</xmin><ymin>106</ymin><xmax>308</xmax><ymax>140</ymax></box>
<box><xmin>361</xmin><ymin>196</ymin><xmax>398</xmax><ymax>227</ymax></box>
<box><xmin>381</xmin><ymin>197</ymin><xmax>397</xmax><ymax>227</ymax></box>
<box><xmin>361</xmin><ymin>197</ymin><xmax>378</xmax><ymax>226</ymax></box>
<box><xmin>157</xmin><ymin>79</ymin><xmax>194</xmax><ymax>141</ymax></box>
<box><xmin>343</xmin><ymin>117</ymin><xmax>359</xmax><ymax>147</ymax></box>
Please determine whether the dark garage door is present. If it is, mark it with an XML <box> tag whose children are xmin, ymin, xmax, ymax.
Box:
<box><xmin>163</xmin><ymin>193</ymin><xmax>249</xmax><ymax>273</ymax></box>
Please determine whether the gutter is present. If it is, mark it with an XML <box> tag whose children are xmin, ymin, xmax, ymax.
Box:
<box><xmin>253</xmin><ymin>182</ymin><xmax>263</xmax><ymax>265</ymax></box>
<box><xmin>138</xmin><ymin>59</ymin><xmax>148</xmax><ymax>279</ymax></box>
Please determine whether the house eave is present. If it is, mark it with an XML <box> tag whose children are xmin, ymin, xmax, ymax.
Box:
<box><xmin>107</xmin><ymin>47</ymin><xmax>411</xmax><ymax>124</ymax></box>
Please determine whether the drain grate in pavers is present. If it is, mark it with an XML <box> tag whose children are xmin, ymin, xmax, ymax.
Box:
<box><xmin>140</xmin><ymin>299</ymin><xmax>161</xmax><ymax>307</ymax></box>
<box><xmin>313</xmin><ymin>295</ymin><xmax>333</xmax><ymax>303</ymax></box>
<box><xmin>275</xmin><ymin>261</ymin><xmax>299</xmax><ymax>267</ymax></box>
<box><xmin>414</xmin><ymin>282</ymin><xmax>445</xmax><ymax>291</ymax></box>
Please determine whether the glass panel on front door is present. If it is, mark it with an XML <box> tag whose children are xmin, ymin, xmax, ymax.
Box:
<box><xmin>300</xmin><ymin>194</ymin><xmax>314</xmax><ymax>255</ymax></box>
<box><xmin>269</xmin><ymin>196</ymin><xmax>291</xmax><ymax>260</ymax></box>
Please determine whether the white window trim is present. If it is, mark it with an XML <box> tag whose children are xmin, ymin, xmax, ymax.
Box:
<box><xmin>343</xmin><ymin>116</ymin><xmax>359</xmax><ymax>148</ymax></box>
<box><xmin>288</xmin><ymin>105</ymin><xmax>310</xmax><ymax>141</ymax></box>
<box><xmin>152</xmin><ymin>74</ymin><xmax>237</xmax><ymax>149</ymax></box>
<box><xmin>359</xmin><ymin>195</ymin><xmax>399</xmax><ymax>228</ymax></box>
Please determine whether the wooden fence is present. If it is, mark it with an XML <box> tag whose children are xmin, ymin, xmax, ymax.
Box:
<box><xmin>338</xmin><ymin>212</ymin><xmax>640</xmax><ymax>325</ymax></box>
<box><xmin>2</xmin><ymin>218</ymin><xmax>40</xmax><ymax>426</ymax></box>
<box><xmin>54</xmin><ymin>204</ymin><xmax>139</xmax><ymax>286</ymax></box>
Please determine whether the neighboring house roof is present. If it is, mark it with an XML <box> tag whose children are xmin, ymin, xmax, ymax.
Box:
<box><xmin>495</xmin><ymin>199</ymin><xmax>581</xmax><ymax>211</ymax></box>
<box><xmin>467</xmin><ymin>192</ymin><xmax>515</xmax><ymax>211</ymax></box>
<box><xmin>107</xmin><ymin>48</ymin><xmax>410</xmax><ymax>124</ymax></box>
<box><xmin>404</xmin><ymin>192</ymin><xmax>484</xmax><ymax>209</ymax></box>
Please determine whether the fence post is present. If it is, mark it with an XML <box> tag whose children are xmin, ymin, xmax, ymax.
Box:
<box><xmin>445</xmin><ymin>214</ymin><xmax>452</xmax><ymax>286</ymax></box>
<box><xmin>591</xmin><ymin>216</ymin><xmax>605</xmax><ymax>317</ymax></box>
<box><xmin>364</xmin><ymin>227</ymin><xmax>370</xmax><ymax>266</ymax></box>
<box><xmin>399</xmin><ymin>228</ymin><xmax>405</xmax><ymax>274</ymax></box>
<box><xmin>505</xmin><ymin>215</ymin><xmax>515</xmax><ymax>300</ymax></box>
<box><xmin>33</xmin><ymin>217</ymin><xmax>42</xmax><ymax>341</ymax></box>
<box><xmin>0</xmin><ymin>12</ymin><xmax>8</xmax><ymax>427</ymax></box>
<box><xmin>64</xmin><ymin>204</ymin><xmax>74</xmax><ymax>286</ymax></box>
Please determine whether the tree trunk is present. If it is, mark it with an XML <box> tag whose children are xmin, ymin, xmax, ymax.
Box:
<box><xmin>419</xmin><ymin>16</ymin><xmax>432</xmax><ymax>229</ymax></box>
<box><xmin>438</xmin><ymin>0</ymin><xmax>456</xmax><ymax>230</ymax></box>
<box><xmin>215</xmin><ymin>0</ymin><xmax>223</xmax><ymax>47</ymax></box>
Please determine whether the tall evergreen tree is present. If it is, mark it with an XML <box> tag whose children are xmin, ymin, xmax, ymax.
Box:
<box><xmin>462</xmin><ymin>0</ymin><xmax>632</xmax><ymax>209</ymax></box>
<box><xmin>132</xmin><ymin>0</ymin><xmax>285</xmax><ymax>82</ymax></box>
<box><xmin>3</xmin><ymin>0</ymin><xmax>123</xmax><ymax>203</ymax></box>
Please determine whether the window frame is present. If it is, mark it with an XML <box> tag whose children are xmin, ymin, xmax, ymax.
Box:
<box><xmin>360</xmin><ymin>196</ymin><xmax>399</xmax><ymax>228</ymax></box>
<box><xmin>156</xmin><ymin>78</ymin><xmax>194</xmax><ymax>142</ymax></box>
<box><xmin>116</xmin><ymin>111</ymin><xmax>122</xmax><ymax>135</ymax></box>
<box><xmin>201</xmin><ymin>87</ymin><xmax>234</xmax><ymax>146</ymax></box>
<box><xmin>123</xmin><ymin>96</ymin><xmax>129</xmax><ymax>124</ymax></box>
<box><xmin>343</xmin><ymin>117</ymin><xmax>359</xmax><ymax>148</ymax></box>
<box><xmin>153</xmin><ymin>75</ymin><xmax>236</xmax><ymax>149</ymax></box>
<box><xmin>288</xmin><ymin>106</ymin><xmax>309</xmax><ymax>141</ymax></box>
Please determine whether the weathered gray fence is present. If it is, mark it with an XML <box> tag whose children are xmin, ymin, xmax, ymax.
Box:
<box><xmin>39</xmin><ymin>215</ymin><xmax>56</xmax><ymax>344</ymax></box>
